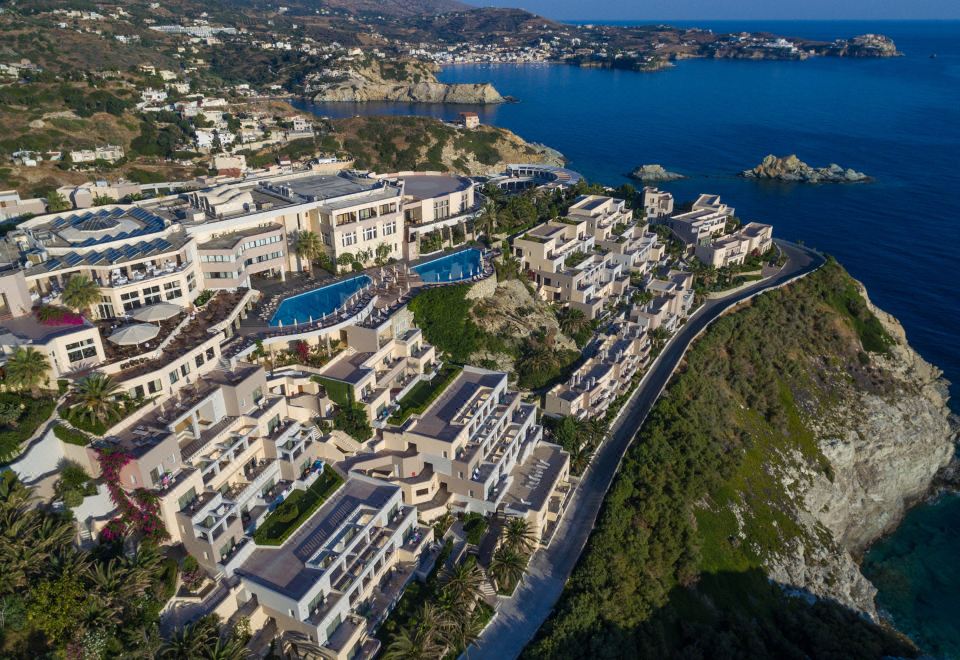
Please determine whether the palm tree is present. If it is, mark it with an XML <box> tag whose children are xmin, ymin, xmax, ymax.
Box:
<box><xmin>204</xmin><ymin>636</ymin><xmax>251</xmax><ymax>660</ymax></box>
<box><xmin>557</xmin><ymin>307</ymin><xmax>590</xmax><ymax>338</ymax></box>
<box><xmin>439</xmin><ymin>606</ymin><xmax>485</xmax><ymax>657</ymax></box>
<box><xmin>159</xmin><ymin>617</ymin><xmax>219</xmax><ymax>659</ymax></box>
<box><xmin>382</xmin><ymin>625</ymin><xmax>439</xmax><ymax>660</ymax></box>
<box><xmin>295</xmin><ymin>231</ymin><xmax>324</xmax><ymax>273</ymax></box>
<box><xmin>61</xmin><ymin>275</ymin><xmax>100</xmax><ymax>314</ymax></box>
<box><xmin>71</xmin><ymin>372</ymin><xmax>123</xmax><ymax>426</ymax></box>
<box><xmin>4</xmin><ymin>346</ymin><xmax>50</xmax><ymax>394</ymax></box>
<box><xmin>489</xmin><ymin>545</ymin><xmax>527</xmax><ymax>593</ymax></box>
<box><xmin>568</xmin><ymin>439</ymin><xmax>592</xmax><ymax>475</ymax></box>
<box><xmin>502</xmin><ymin>517</ymin><xmax>536</xmax><ymax>555</ymax></box>
<box><xmin>441</xmin><ymin>559</ymin><xmax>484</xmax><ymax>609</ymax></box>
<box><xmin>46</xmin><ymin>190</ymin><xmax>70</xmax><ymax>212</ymax></box>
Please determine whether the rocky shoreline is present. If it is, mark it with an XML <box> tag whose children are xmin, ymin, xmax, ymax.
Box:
<box><xmin>743</xmin><ymin>154</ymin><xmax>871</xmax><ymax>183</ymax></box>
<box><xmin>627</xmin><ymin>163</ymin><xmax>685</xmax><ymax>182</ymax></box>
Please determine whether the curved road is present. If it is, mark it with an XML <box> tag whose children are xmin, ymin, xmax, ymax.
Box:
<box><xmin>467</xmin><ymin>241</ymin><xmax>825</xmax><ymax>660</ymax></box>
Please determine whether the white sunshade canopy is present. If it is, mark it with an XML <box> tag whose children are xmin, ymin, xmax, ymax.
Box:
<box><xmin>108</xmin><ymin>323</ymin><xmax>160</xmax><ymax>346</ymax></box>
<box><xmin>132</xmin><ymin>302</ymin><xmax>182</xmax><ymax>323</ymax></box>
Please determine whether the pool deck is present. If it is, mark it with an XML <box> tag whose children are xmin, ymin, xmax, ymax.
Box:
<box><xmin>231</xmin><ymin>247</ymin><xmax>497</xmax><ymax>355</ymax></box>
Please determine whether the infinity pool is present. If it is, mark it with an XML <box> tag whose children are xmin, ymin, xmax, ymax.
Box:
<box><xmin>413</xmin><ymin>249</ymin><xmax>482</xmax><ymax>283</ymax></box>
<box><xmin>269</xmin><ymin>275</ymin><xmax>370</xmax><ymax>327</ymax></box>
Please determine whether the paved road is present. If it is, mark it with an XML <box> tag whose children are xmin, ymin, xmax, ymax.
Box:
<box><xmin>467</xmin><ymin>241</ymin><xmax>824</xmax><ymax>660</ymax></box>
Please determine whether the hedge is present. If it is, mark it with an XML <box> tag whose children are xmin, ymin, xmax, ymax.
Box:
<box><xmin>53</xmin><ymin>423</ymin><xmax>92</xmax><ymax>447</ymax></box>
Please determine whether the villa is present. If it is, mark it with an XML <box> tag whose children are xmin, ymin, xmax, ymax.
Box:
<box><xmin>631</xmin><ymin>270</ymin><xmax>695</xmax><ymax>332</ymax></box>
<box><xmin>642</xmin><ymin>186</ymin><xmax>674</xmax><ymax>219</ymax></box>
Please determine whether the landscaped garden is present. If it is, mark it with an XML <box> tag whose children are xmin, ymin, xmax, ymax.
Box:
<box><xmin>253</xmin><ymin>469</ymin><xmax>345</xmax><ymax>545</ymax></box>
<box><xmin>0</xmin><ymin>392</ymin><xmax>56</xmax><ymax>462</ymax></box>
<box><xmin>387</xmin><ymin>364</ymin><xmax>462</xmax><ymax>425</ymax></box>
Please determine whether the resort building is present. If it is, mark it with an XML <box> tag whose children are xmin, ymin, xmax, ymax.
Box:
<box><xmin>631</xmin><ymin>270</ymin><xmax>695</xmax><ymax>332</ymax></box>
<box><xmin>513</xmin><ymin>210</ymin><xmax>631</xmax><ymax>319</ymax></box>
<box><xmin>642</xmin><ymin>186</ymin><xmax>674</xmax><ymax>219</ymax></box>
<box><xmin>544</xmin><ymin>320</ymin><xmax>651</xmax><ymax>419</ymax></box>
<box><xmin>597</xmin><ymin>224</ymin><xmax>665</xmax><ymax>276</ymax></box>
<box><xmin>694</xmin><ymin>222</ymin><xmax>774</xmax><ymax>268</ymax></box>
<box><xmin>232</xmin><ymin>475</ymin><xmax>431</xmax><ymax>660</ymax></box>
<box><xmin>0</xmin><ymin>190</ymin><xmax>46</xmax><ymax>221</ymax></box>
<box><xmin>488</xmin><ymin>163</ymin><xmax>583</xmax><ymax>193</ymax></box>
<box><xmin>378</xmin><ymin>172</ymin><xmax>480</xmax><ymax>260</ymax></box>
<box><xmin>305</xmin><ymin>306</ymin><xmax>438</xmax><ymax>426</ymax></box>
<box><xmin>666</xmin><ymin>193</ymin><xmax>735</xmax><ymax>245</ymax></box>
<box><xmin>566</xmin><ymin>195</ymin><xmax>633</xmax><ymax>241</ymax></box>
<box><xmin>348</xmin><ymin>366</ymin><xmax>571</xmax><ymax>542</ymax></box>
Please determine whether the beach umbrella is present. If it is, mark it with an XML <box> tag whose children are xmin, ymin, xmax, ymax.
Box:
<box><xmin>132</xmin><ymin>302</ymin><xmax>182</xmax><ymax>323</ymax></box>
<box><xmin>108</xmin><ymin>323</ymin><xmax>160</xmax><ymax>346</ymax></box>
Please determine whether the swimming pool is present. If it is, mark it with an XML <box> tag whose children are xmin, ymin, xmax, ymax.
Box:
<box><xmin>413</xmin><ymin>248</ymin><xmax>483</xmax><ymax>283</ymax></box>
<box><xmin>269</xmin><ymin>275</ymin><xmax>370</xmax><ymax>327</ymax></box>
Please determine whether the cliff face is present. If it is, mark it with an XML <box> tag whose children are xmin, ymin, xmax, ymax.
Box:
<box><xmin>307</xmin><ymin>60</ymin><xmax>504</xmax><ymax>104</ymax></box>
<box><xmin>695</xmin><ymin>263</ymin><xmax>955</xmax><ymax>619</ymax></box>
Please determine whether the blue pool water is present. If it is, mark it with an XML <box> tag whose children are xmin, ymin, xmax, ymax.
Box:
<box><xmin>413</xmin><ymin>249</ymin><xmax>483</xmax><ymax>283</ymax></box>
<box><xmin>298</xmin><ymin>21</ymin><xmax>960</xmax><ymax>656</ymax></box>
<box><xmin>270</xmin><ymin>275</ymin><xmax>370</xmax><ymax>326</ymax></box>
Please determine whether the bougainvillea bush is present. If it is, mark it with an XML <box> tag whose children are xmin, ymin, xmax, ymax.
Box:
<box><xmin>96</xmin><ymin>446</ymin><xmax>168</xmax><ymax>543</ymax></box>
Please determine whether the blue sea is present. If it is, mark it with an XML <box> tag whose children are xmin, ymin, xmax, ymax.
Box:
<box><xmin>296</xmin><ymin>20</ymin><xmax>960</xmax><ymax>656</ymax></box>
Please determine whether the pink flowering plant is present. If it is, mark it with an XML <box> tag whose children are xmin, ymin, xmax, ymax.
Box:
<box><xmin>96</xmin><ymin>447</ymin><xmax>168</xmax><ymax>543</ymax></box>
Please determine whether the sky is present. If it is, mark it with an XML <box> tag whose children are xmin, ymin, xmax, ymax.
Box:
<box><xmin>471</xmin><ymin>0</ymin><xmax>960</xmax><ymax>21</ymax></box>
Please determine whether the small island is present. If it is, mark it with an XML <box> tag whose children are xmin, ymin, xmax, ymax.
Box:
<box><xmin>628</xmin><ymin>164</ymin><xmax>685</xmax><ymax>182</ymax></box>
<box><xmin>742</xmin><ymin>154</ymin><xmax>871</xmax><ymax>183</ymax></box>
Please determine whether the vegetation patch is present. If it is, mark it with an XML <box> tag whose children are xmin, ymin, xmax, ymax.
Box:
<box><xmin>526</xmin><ymin>261</ymin><xmax>917</xmax><ymax>659</ymax></box>
<box><xmin>253</xmin><ymin>469</ymin><xmax>345</xmax><ymax>545</ymax></box>
<box><xmin>387</xmin><ymin>364</ymin><xmax>462</xmax><ymax>425</ymax></box>
<box><xmin>0</xmin><ymin>394</ymin><xmax>56</xmax><ymax>463</ymax></box>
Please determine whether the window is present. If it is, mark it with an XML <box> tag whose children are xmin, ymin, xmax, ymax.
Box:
<box><xmin>148</xmin><ymin>379</ymin><xmax>162</xmax><ymax>394</ymax></box>
<box><xmin>65</xmin><ymin>338</ymin><xmax>97</xmax><ymax>363</ymax></box>
<box><xmin>382</xmin><ymin>220</ymin><xmax>396</xmax><ymax>236</ymax></box>
<box><xmin>143</xmin><ymin>285</ymin><xmax>162</xmax><ymax>305</ymax></box>
<box><xmin>358</xmin><ymin>207</ymin><xmax>377</xmax><ymax>221</ymax></box>
<box><xmin>201</xmin><ymin>254</ymin><xmax>234</xmax><ymax>262</ymax></box>
<box><xmin>240</xmin><ymin>235</ymin><xmax>282</xmax><ymax>251</ymax></box>
<box><xmin>380</xmin><ymin>202</ymin><xmax>397</xmax><ymax>215</ymax></box>
<box><xmin>433</xmin><ymin>199</ymin><xmax>450</xmax><ymax>220</ymax></box>
<box><xmin>169</xmin><ymin>370</ymin><xmax>179</xmax><ymax>385</ymax></box>
<box><xmin>362</xmin><ymin>226</ymin><xmax>377</xmax><ymax>241</ymax></box>
<box><xmin>195</xmin><ymin>353</ymin><xmax>205</xmax><ymax>368</ymax></box>
<box><xmin>206</xmin><ymin>347</ymin><xmax>215</xmax><ymax>360</ymax></box>
<box><xmin>180</xmin><ymin>363</ymin><xmax>190</xmax><ymax>377</ymax></box>
<box><xmin>208</xmin><ymin>271</ymin><xmax>236</xmax><ymax>279</ymax></box>
<box><xmin>341</xmin><ymin>231</ymin><xmax>356</xmax><ymax>247</ymax></box>
<box><xmin>164</xmin><ymin>280</ymin><xmax>182</xmax><ymax>300</ymax></box>
<box><xmin>244</xmin><ymin>250</ymin><xmax>284</xmax><ymax>266</ymax></box>
<box><xmin>186</xmin><ymin>272</ymin><xmax>197</xmax><ymax>292</ymax></box>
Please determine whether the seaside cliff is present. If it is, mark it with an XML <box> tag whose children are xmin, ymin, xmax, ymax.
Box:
<box><xmin>527</xmin><ymin>260</ymin><xmax>956</xmax><ymax>658</ymax></box>
<box><xmin>306</xmin><ymin>59</ymin><xmax>504</xmax><ymax>104</ymax></box>
<box><xmin>763</xmin><ymin>279</ymin><xmax>955</xmax><ymax>616</ymax></box>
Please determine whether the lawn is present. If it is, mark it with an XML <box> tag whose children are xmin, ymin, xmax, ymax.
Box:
<box><xmin>253</xmin><ymin>469</ymin><xmax>345</xmax><ymax>545</ymax></box>
<box><xmin>387</xmin><ymin>364</ymin><xmax>462</xmax><ymax>425</ymax></box>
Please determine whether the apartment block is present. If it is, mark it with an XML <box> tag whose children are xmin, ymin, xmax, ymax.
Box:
<box><xmin>631</xmin><ymin>270</ymin><xmax>696</xmax><ymax>332</ymax></box>
<box><xmin>667</xmin><ymin>193</ymin><xmax>735</xmax><ymax>245</ymax></box>
<box><xmin>694</xmin><ymin>222</ymin><xmax>774</xmax><ymax>268</ymax></box>
<box><xmin>348</xmin><ymin>366</ymin><xmax>571</xmax><ymax>541</ymax></box>
<box><xmin>544</xmin><ymin>320</ymin><xmax>651</xmax><ymax>419</ymax></box>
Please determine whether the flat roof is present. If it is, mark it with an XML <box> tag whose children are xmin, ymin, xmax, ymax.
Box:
<box><xmin>502</xmin><ymin>442</ymin><xmax>568</xmax><ymax>513</ymax></box>
<box><xmin>399</xmin><ymin>175</ymin><xmax>470</xmax><ymax>202</ymax></box>
<box><xmin>408</xmin><ymin>368</ymin><xmax>504</xmax><ymax>442</ymax></box>
<box><xmin>24</xmin><ymin>233</ymin><xmax>191</xmax><ymax>276</ymax></box>
<box><xmin>0</xmin><ymin>315</ymin><xmax>94</xmax><ymax>344</ymax></box>
<box><xmin>198</xmin><ymin>223</ymin><xmax>284</xmax><ymax>250</ymax></box>
<box><xmin>236</xmin><ymin>477</ymin><xmax>398</xmax><ymax>600</ymax></box>
<box><xmin>281</xmin><ymin>174</ymin><xmax>373</xmax><ymax>201</ymax></box>
<box><xmin>319</xmin><ymin>352</ymin><xmax>373</xmax><ymax>385</ymax></box>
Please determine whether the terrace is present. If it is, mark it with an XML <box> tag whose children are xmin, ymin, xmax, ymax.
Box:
<box><xmin>115</xmin><ymin>289</ymin><xmax>249</xmax><ymax>381</ymax></box>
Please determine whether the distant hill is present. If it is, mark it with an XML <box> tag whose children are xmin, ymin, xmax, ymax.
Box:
<box><xmin>398</xmin><ymin>7</ymin><xmax>563</xmax><ymax>43</ymax></box>
<box><xmin>252</xmin><ymin>0</ymin><xmax>471</xmax><ymax>17</ymax></box>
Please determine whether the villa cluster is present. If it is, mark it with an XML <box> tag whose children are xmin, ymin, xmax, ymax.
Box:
<box><xmin>0</xmin><ymin>160</ymin><xmax>776</xmax><ymax>659</ymax></box>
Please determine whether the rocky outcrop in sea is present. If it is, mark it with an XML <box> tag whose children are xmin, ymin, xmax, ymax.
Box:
<box><xmin>742</xmin><ymin>154</ymin><xmax>870</xmax><ymax>183</ymax></box>
<box><xmin>627</xmin><ymin>164</ymin><xmax>685</xmax><ymax>182</ymax></box>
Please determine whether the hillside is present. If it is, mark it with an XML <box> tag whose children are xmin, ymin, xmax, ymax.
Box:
<box><xmin>330</xmin><ymin>115</ymin><xmax>562</xmax><ymax>175</ymax></box>
<box><xmin>525</xmin><ymin>260</ymin><xmax>955</xmax><ymax>658</ymax></box>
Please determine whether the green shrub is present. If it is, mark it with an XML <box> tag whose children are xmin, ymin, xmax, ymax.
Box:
<box><xmin>254</xmin><ymin>469</ymin><xmax>345</xmax><ymax>545</ymax></box>
<box><xmin>0</xmin><ymin>395</ymin><xmax>56</xmax><ymax>463</ymax></box>
<box><xmin>462</xmin><ymin>512</ymin><xmax>488</xmax><ymax>545</ymax></box>
<box><xmin>53</xmin><ymin>423</ymin><xmax>91</xmax><ymax>447</ymax></box>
